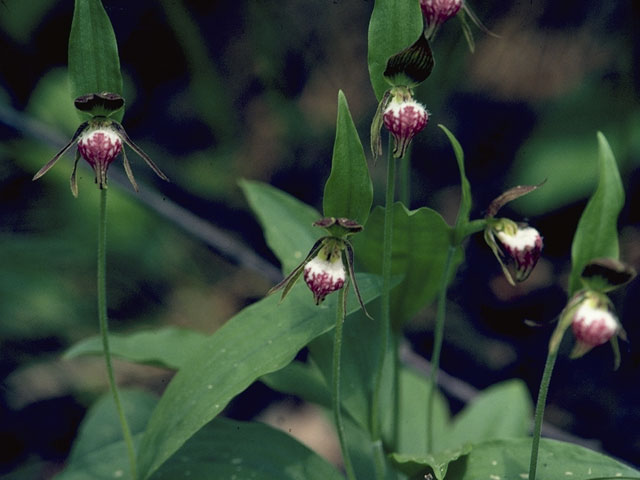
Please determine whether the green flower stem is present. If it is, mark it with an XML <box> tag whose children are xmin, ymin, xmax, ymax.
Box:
<box><xmin>98</xmin><ymin>188</ymin><xmax>137</xmax><ymax>480</ymax></box>
<box><xmin>528</xmin><ymin>347</ymin><xmax>559</xmax><ymax>480</ymax></box>
<box><xmin>371</xmin><ymin>149</ymin><xmax>396</xmax><ymax>480</ymax></box>
<box><xmin>332</xmin><ymin>285</ymin><xmax>357</xmax><ymax>480</ymax></box>
<box><xmin>426</xmin><ymin>244</ymin><xmax>457</xmax><ymax>452</ymax></box>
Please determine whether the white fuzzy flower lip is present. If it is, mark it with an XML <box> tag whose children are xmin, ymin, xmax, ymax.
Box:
<box><xmin>571</xmin><ymin>302</ymin><xmax>618</xmax><ymax>348</ymax></box>
<box><xmin>496</xmin><ymin>226</ymin><xmax>541</xmax><ymax>251</ymax></box>
<box><xmin>492</xmin><ymin>225</ymin><xmax>543</xmax><ymax>284</ymax></box>
<box><xmin>304</xmin><ymin>256</ymin><xmax>346</xmax><ymax>305</ymax></box>
<box><xmin>383</xmin><ymin>99</ymin><xmax>428</xmax><ymax>159</ymax></box>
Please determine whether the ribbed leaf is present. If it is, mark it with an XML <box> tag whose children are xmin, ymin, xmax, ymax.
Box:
<box><xmin>136</xmin><ymin>274</ymin><xmax>383</xmax><ymax>479</ymax></box>
<box><xmin>368</xmin><ymin>0</ymin><xmax>423</xmax><ymax>100</ymax></box>
<box><xmin>569</xmin><ymin>132</ymin><xmax>624</xmax><ymax>294</ymax></box>
<box><xmin>68</xmin><ymin>0</ymin><xmax>123</xmax><ymax>111</ymax></box>
<box><xmin>323</xmin><ymin>90</ymin><xmax>373</xmax><ymax>225</ymax></box>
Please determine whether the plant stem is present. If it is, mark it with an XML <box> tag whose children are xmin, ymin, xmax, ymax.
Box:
<box><xmin>426</xmin><ymin>245</ymin><xmax>456</xmax><ymax>452</ymax></box>
<box><xmin>98</xmin><ymin>188</ymin><xmax>138</xmax><ymax>480</ymax></box>
<box><xmin>528</xmin><ymin>348</ymin><xmax>558</xmax><ymax>480</ymax></box>
<box><xmin>371</xmin><ymin>151</ymin><xmax>396</xmax><ymax>480</ymax></box>
<box><xmin>332</xmin><ymin>286</ymin><xmax>357</xmax><ymax>480</ymax></box>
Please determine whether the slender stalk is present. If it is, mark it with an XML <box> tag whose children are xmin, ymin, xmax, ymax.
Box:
<box><xmin>371</xmin><ymin>150</ymin><xmax>396</xmax><ymax>480</ymax></box>
<box><xmin>332</xmin><ymin>286</ymin><xmax>357</xmax><ymax>480</ymax></box>
<box><xmin>98</xmin><ymin>188</ymin><xmax>138</xmax><ymax>480</ymax></box>
<box><xmin>528</xmin><ymin>348</ymin><xmax>558</xmax><ymax>480</ymax></box>
<box><xmin>426</xmin><ymin>245</ymin><xmax>457</xmax><ymax>452</ymax></box>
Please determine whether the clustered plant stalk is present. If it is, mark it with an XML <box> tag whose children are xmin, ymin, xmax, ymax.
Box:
<box><xmin>30</xmin><ymin>1</ymin><xmax>639</xmax><ymax>480</ymax></box>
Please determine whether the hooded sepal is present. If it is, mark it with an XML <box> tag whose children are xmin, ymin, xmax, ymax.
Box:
<box><xmin>74</xmin><ymin>92</ymin><xmax>125</xmax><ymax>117</ymax></box>
<box><xmin>580</xmin><ymin>258</ymin><xmax>636</xmax><ymax>293</ymax></box>
<box><xmin>383</xmin><ymin>31</ymin><xmax>435</xmax><ymax>89</ymax></box>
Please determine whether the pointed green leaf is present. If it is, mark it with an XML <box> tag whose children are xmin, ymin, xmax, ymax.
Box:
<box><xmin>59</xmin><ymin>392</ymin><xmax>343</xmax><ymax>480</ymax></box>
<box><xmin>260</xmin><ymin>361</ymin><xmax>331</xmax><ymax>408</ymax></box>
<box><xmin>136</xmin><ymin>274</ymin><xmax>383</xmax><ymax>479</ymax></box>
<box><xmin>240</xmin><ymin>180</ymin><xmax>321</xmax><ymax>273</ymax></box>
<box><xmin>446</xmin><ymin>438</ymin><xmax>640</xmax><ymax>479</ymax></box>
<box><xmin>353</xmin><ymin>203</ymin><xmax>461</xmax><ymax>326</ymax></box>
<box><xmin>68</xmin><ymin>0</ymin><xmax>123</xmax><ymax>105</ymax></box>
<box><xmin>569</xmin><ymin>132</ymin><xmax>624</xmax><ymax>294</ymax></box>
<box><xmin>323</xmin><ymin>90</ymin><xmax>373</xmax><ymax>225</ymax></box>
<box><xmin>63</xmin><ymin>327</ymin><xmax>207</xmax><ymax>370</ymax></box>
<box><xmin>152</xmin><ymin>418</ymin><xmax>344</xmax><ymax>480</ymax></box>
<box><xmin>56</xmin><ymin>390</ymin><xmax>157</xmax><ymax>480</ymax></box>
<box><xmin>368</xmin><ymin>0</ymin><xmax>423</xmax><ymax>100</ymax></box>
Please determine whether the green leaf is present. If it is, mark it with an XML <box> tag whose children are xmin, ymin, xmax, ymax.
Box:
<box><xmin>446</xmin><ymin>438</ymin><xmax>640</xmax><ymax>480</ymax></box>
<box><xmin>391</xmin><ymin>368</ymin><xmax>450</xmax><ymax>456</ymax></box>
<box><xmin>59</xmin><ymin>392</ymin><xmax>343</xmax><ymax>480</ymax></box>
<box><xmin>569</xmin><ymin>132</ymin><xmax>624</xmax><ymax>295</ymax></box>
<box><xmin>57</xmin><ymin>390</ymin><xmax>157</xmax><ymax>480</ymax></box>
<box><xmin>390</xmin><ymin>444</ymin><xmax>472</xmax><ymax>480</ymax></box>
<box><xmin>367</xmin><ymin>0</ymin><xmax>423</xmax><ymax>101</ymax></box>
<box><xmin>63</xmin><ymin>327</ymin><xmax>207</xmax><ymax>370</ymax></box>
<box><xmin>152</xmin><ymin>418</ymin><xmax>344</xmax><ymax>480</ymax></box>
<box><xmin>439</xmin><ymin>125</ymin><xmax>472</xmax><ymax>242</ymax></box>
<box><xmin>68</xmin><ymin>0</ymin><xmax>123</xmax><ymax>110</ymax></box>
<box><xmin>136</xmin><ymin>274</ymin><xmax>383</xmax><ymax>479</ymax></box>
<box><xmin>260</xmin><ymin>360</ymin><xmax>331</xmax><ymax>408</ymax></box>
<box><xmin>240</xmin><ymin>180</ymin><xmax>321</xmax><ymax>273</ymax></box>
<box><xmin>353</xmin><ymin>203</ymin><xmax>460</xmax><ymax>326</ymax></box>
<box><xmin>322</xmin><ymin>90</ymin><xmax>373</xmax><ymax>226</ymax></box>
<box><xmin>441</xmin><ymin>379</ymin><xmax>532</xmax><ymax>450</ymax></box>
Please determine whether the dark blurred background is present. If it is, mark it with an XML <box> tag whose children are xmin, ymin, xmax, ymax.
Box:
<box><xmin>1</xmin><ymin>0</ymin><xmax>639</xmax><ymax>478</ymax></box>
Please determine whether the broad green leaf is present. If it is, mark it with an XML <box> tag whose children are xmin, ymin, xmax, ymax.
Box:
<box><xmin>152</xmin><ymin>418</ymin><xmax>344</xmax><ymax>480</ymax></box>
<box><xmin>569</xmin><ymin>132</ymin><xmax>624</xmax><ymax>294</ymax></box>
<box><xmin>323</xmin><ymin>90</ymin><xmax>373</xmax><ymax>225</ymax></box>
<box><xmin>439</xmin><ymin>125</ymin><xmax>472</xmax><ymax>242</ymax></box>
<box><xmin>57</xmin><ymin>390</ymin><xmax>157</xmax><ymax>480</ymax></box>
<box><xmin>391</xmin><ymin>367</ymin><xmax>450</xmax><ymax>456</ymax></box>
<box><xmin>240</xmin><ymin>180</ymin><xmax>321</xmax><ymax>273</ymax></box>
<box><xmin>446</xmin><ymin>438</ymin><xmax>640</xmax><ymax>480</ymax></box>
<box><xmin>260</xmin><ymin>360</ymin><xmax>331</xmax><ymax>408</ymax></box>
<box><xmin>390</xmin><ymin>444</ymin><xmax>472</xmax><ymax>480</ymax></box>
<box><xmin>442</xmin><ymin>379</ymin><xmax>532</xmax><ymax>450</ymax></box>
<box><xmin>59</xmin><ymin>391</ymin><xmax>343</xmax><ymax>480</ymax></box>
<box><xmin>63</xmin><ymin>327</ymin><xmax>207</xmax><ymax>370</ymax></box>
<box><xmin>68</xmin><ymin>0</ymin><xmax>123</xmax><ymax>106</ymax></box>
<box><xmin>353</xmin><ymin>203</ymin><xmax>460</xmax><ymax>326</ymax></box>
<box><xmin>136</xmin><ymin>274</ymin><xmax>382</xmax><ymax>479</ymax></box>
<box><xmin>367</xmin><ymin>0</ymin><xmax>423</xmax><ymax>100</ymax></box>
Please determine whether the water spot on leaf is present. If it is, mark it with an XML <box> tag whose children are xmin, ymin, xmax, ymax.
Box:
<box><xmin>113</xmin><ymin>470</ymin><xmax>123</xmax><ymax>478</ymax></box>
<box><xmin>231</xmin><ymin>458</ymin><xmax>243</xmax><ymax>465</ymax></box>
<box><xmin>490</xmin><ymin>475</ymin><xmax>501</xmax><ymax>480</ymax></box>
<box><xmin>207</xmin><ymin>384</ymin><xmax>213</xmax><ymax>389</ymax></box>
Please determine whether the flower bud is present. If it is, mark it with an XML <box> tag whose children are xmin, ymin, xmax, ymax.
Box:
<box><xmin>571</xmin><ymin>298</ymin><xmax>619</xmax><ymax>349</ymax></box>
<box><xmin>420</xmin><ymin>0</ymin><xmax>463</xmax><ymax>31</ymax></box>
<box><xmin>77</xmin><ymin>122</ymin><xmax>123</xmax><ymax>189</ymax></box>
<box><xmin>303</xmin><ymin>253</ymin><xmax>346</xmax><ymax>305</ymax></box>
<box><xmin>383</xmin><ymin>98</ymin><xmax>428</xmax><ymax>159</ymax></box>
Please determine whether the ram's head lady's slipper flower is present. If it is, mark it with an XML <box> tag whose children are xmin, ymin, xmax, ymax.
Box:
<box><xmin>383</xmin><ymin>95</ymin><xmax>428</xmax><ymax>159</ymax></box>
<box><xmin>268</xmin><ymin>217</ymin><xmax>371</xmax><ymax>318</ymax></box>
<box><xmin>32</xmin><ymin>92</ymin><xmax>168</xmax><ymax>196</ymax></box>
<box><xmin>485</xmin><ymin>219</ymin><xmax>543</xmax><ymax>285</ymax></box>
